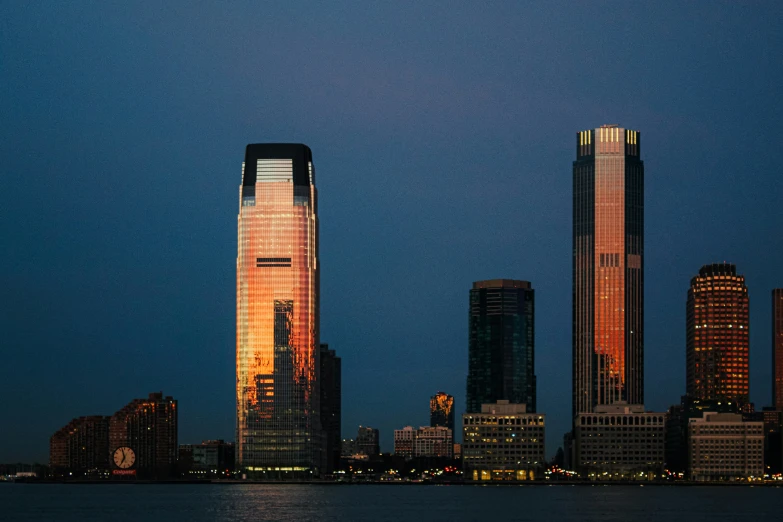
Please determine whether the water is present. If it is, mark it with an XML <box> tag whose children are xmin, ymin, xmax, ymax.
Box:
<box><xmin>1</xmin><ymin>484</ymin><xmax>781</xmax><ymax>521</ymax></box>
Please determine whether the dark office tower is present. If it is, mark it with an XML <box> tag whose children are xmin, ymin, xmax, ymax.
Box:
<box><xmin>236</xmin><ymin>144</ymin><xmax>321</xmax><ymax>478</ymax></box>
<box><xmin>109</xmin><ymin>392</ymin><xmax>178</xmax><ymax>478</ymax></box>
<box><xmin>686</xmin><ymin>263</ymin><xmax>750</xmax><ymax>404</ymax></box>
<box><xmin>467</xmin><ymin>279</ymin><xmax>536</xmax><ymax>413</ymax></box>
<box><xmin>356</xmin><ymin>426</ymin><xmax>380</xmax><ymax>456</ymax></box>
<box><xmin>430</xmin><ymin>392</ymin><xmax>455</xmax><ymax>432</ymax></box>
<box><xmin>572</xmin><ymin>125</ymin><xmax>644</xmax><ymax>417</ymax></box>
<box><xmin>774</xmin><ymin>290</ymin><xmax>783</xmax><ymax>410</ymax></box>
<box><xmin>320</xmin><ymin>343</ymin><xmax>341</xmax><ymax>474</ymax></box>
<box><xmin>49</xmin><ymin>416</ymin><xmax>110</xmax><ymax>476</ymax></box>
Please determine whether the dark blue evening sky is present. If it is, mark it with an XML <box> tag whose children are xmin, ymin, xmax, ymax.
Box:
<box><xmin>2</xmin><ymin>1</ymin><xmax>782</xmax><ymax>462</ymax></box>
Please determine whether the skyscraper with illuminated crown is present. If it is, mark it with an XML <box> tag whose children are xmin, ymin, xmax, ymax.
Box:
<box><xmin>572</xmin><ymin>125</ymin><xmax>644</xmax><ymax>417</ymax></box>
<box><xmin>236</xmin><ymin>144</ymin><xmax>321</xmax><ymax>478</ymax></box>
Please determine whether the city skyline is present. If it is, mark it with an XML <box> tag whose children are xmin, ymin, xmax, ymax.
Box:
<box><xmin>2</xmin><ymin>2</ymin><xmax>782</xmax><ymax>463</ymax></box>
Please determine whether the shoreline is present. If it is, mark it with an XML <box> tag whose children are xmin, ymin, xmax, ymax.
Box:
<box><xmin>7</xmin><ymin>479</ymin><xmax>782</xmax><ymax>487</ymax></box>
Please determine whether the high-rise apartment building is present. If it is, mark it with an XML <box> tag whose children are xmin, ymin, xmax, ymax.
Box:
<box><xmin>356</xmin><ymin>426</ymin><xmax>380</xmax><ymax>456</ymax></box>
<box><xmin>109</xmin><ymin>392</ymin><xmax>178</xmax><ymax>478</ymax></box>
<box><xmin>236</xmin><ymin>144</ymin><xmax>321</xmax><ymax>477</ymax></box>
<box><xmin>572</xmin><ymin>125</ymin><xmax>644</xmax><ymax>417</ymax></box>
<box><xmin>430</xmin><ymin>391</ymin><xmax>455</xmax><ymax>432</ymax></box>
<box><xmin>394</xmin><ymin>426</ymin><xmax>415</xmax><ymax>458</ymax></box>
<box><xmin>773</xmin><ymin>289</ymin><xmax>783</xmax><ymax>410</ymax></box>
<box><xmin>467</xmin><ymin>279</ymin><xmax>536</xmax><ymax>413</ymax></box>
<box><xmin>320</xmin><ymin>343</ymin><xmax>341</xmax><ymax>474</ymax></box>
<box><xmin>686</xmin><ymin>263</ymin><xmax>750</xmax><ymax>404</ymax></box>
<box><xmin>50</xmin><ymin>416</ymin><xmax>110</xmax><ymax>475</ymax></box>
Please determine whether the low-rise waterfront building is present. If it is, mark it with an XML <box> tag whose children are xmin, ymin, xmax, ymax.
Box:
<box><xmin>688</xmin><ymin>412</ymin><xmax>764</xmax><ymax>481</ymax></box>
<box><xmin>178</xmin><ymin>440</ymin><xmax>235</xmax><ymax>476</ymax></box>
<box><xmin>575</xmin><ymin>404</ymin><xmax>665</xmax><ymax>480</ymax></box>
<box><xmin>462</xmin><ymin>401</ymin><xmax>545</xmax><ymax>481</ymax></box>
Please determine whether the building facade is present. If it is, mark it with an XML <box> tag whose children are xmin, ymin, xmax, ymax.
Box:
<box><xmin>686</xmin><ymin>263</ymin><xmax>750</xmax><ymax>405</ymax></box>
<box><xmin>688</xmin><ymin>412</ymin><xmax>763</xmax><ymax>481</ymax></box>
<box><xmin>467</xmin><ymin>280</ymin><xmax>536</xmax><ymax>413</ymax></box>
<box><xmin>574</xmin><ymin>404</ymin><xmax>665</xmax><ymax>480</ymax></box>
<box><xmin>109</xmin><ymin>392</ymin><xmax>178</xmax><ymax>478</ymax></box>
<box><xmin>665</xmin><ymin>396</ymin><xmax>740</xmax><ymax>475</ymax></box>
<box><xmin>430</xmin><ymin>392</ymin><xmax>455</xmax><ymax>432</ymax></box>
<box><xmin>320</xmin><ymin>343</ymin><xmax>341</xmax><ymax>474</ymax></box>
<box><xmin>415</xmin><ymin>426</ymin><xmax>453</xmax><ymax>458</ymax></box>
<box><xmin>49</xmin><ymin>416</ymin><xmax>110</xmax><ymax>475</ymax></box>
<box><xmin>774</xmin><ymin>289</ymin><xmax>783</xmax><ymax>410</ymax></box>
<box><xmin>462</xmin><ymin>401</ymin><xmax>545</xmax><ymax>481</ymax></box>
<box><xmin>761</xmin><ymin>408</ymin><xmax>783</xmax><ymax>475</ymax></box>
<box><xmin>394</xmin><ymin>426</ymin><xmax>415</xmax><ymax>458</ymax></box>
<box><xmin>394</xmin><ymin>426</ymin><xmax>453</xmax><ymax>458</ymax></box>
<box><xmin>236</xmin><ymin>144</ymin><xmax>321</xmax><ymax>477</ymax></box>
<box><xmin>340</xmin><ymin>438</ymin><xmax>357</xmax><ymax>457</ymax></box>
<box><xmin>178</xmin><ymin>440</ymin><xmax>235</xmax><ymax>477</ymax></box>
<box><xmin>356</xmin><ymin>426</ymin><xmax>380</xmax><ymax>456</ymax></box>
<box><xmin>573</xmin><ymin>125</ymin><xmax>644</xmax><ymax>417</ymax></box>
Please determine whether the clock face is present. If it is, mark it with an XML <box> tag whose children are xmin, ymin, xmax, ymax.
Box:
<box><xmin>113</xmin><ymin>447</ymin><xmax>136</xmax><ymax>469</ymax></box>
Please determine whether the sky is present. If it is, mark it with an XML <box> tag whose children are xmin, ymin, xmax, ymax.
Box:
<box><xmin>1</xmin><ymin>1</ymin><xmax>782</xmax><ymax>462</ymax></box>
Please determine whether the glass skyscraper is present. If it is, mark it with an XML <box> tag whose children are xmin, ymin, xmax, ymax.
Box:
<box><xmin>686</xmin><ymin>263</ymin><xmax>750</xmax><ymax>405</ymax></box>
<box><xmin>572</xmin><ymin>125</ymin><xmax>644</xmax><ymax>417</ymax></box>
<box><xmin>236</xmin><ymin>143</ymin><xmax>320</xmax><ymax>477</ymax></box>
<box><xmin>466</xmin><ymin>279</ymin><xmax>536</xmax><ymax>413</ymax></box>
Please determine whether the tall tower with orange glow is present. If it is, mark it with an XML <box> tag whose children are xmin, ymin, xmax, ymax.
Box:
<box><xmin>774</xmin><ymin>289</ymin><xmax>783</xmax><ymax>410</ymax></box>
<box><xmin>572</xmin><ymin>125</ymin><xmax>644</xmax><ymax>417</ymax></box>
<box><xmin>686</xmin><ymin>263</ymin><xmax>749</xmax><ymax>404</ymax></box>
<box><xmin>236</xmin><ymin>144</ymin><xmax>320</xmax><ymax>478</ymax></box>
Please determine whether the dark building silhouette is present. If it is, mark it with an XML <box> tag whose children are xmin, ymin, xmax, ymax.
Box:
<box><xmin>665</xmin><ymin>396</ymin><xmax>740</xmax><ymax>474</ymax></box>
<box><xmin>356</xmin><ymin>426</ymin><xmax>380</xmax><ymax>456</ymax></box>
<box><xmin>572</xmin><ymin>125</ymin><xmax>644</xmax><ymax>417</ymax></box>
<box><xmin>49</xmin><ymin>415</ymin><xmax>110</xmax><ymax>476</ymax></box>
<box><xmin>236</xmin><ymin>144</ymin><xmax>321</xmax><ymax>478</ymax></box>
<box><xmin>109</xmin><ymin>392</ymin><xmax>178</xmax><ymax>478</ymax></box>
<box><xmin>467</xmin><ymin>279</ymin><xmax>536</xmax><ymax>413</ymax></box>
<box><xmin>320</xmin><ymin>343</ymin><xmax>341</xmax><ymax>474</ymax></box>
<box><xmin>686</xmin><ymin>263</ymin><xmax>750</xmax><ymax>405</ymax></box>
<box><xmin>178</xmin><ymin>440</ymin><xmax>235</xmax><ymax>477</ymax></box>
<box><xmin>430</xmin><ymin>391</ymin><xmax>455</xmax><ymax>432</ymax></box>
<box><xmin>774</xmin><ymin>289</ymin><xmax>783</xmax><ymax>410</ymax></box>
<box><xmin>760</xmin><ymin>408</ymin><xmax>783</xmax><ymax>475</ymax></box>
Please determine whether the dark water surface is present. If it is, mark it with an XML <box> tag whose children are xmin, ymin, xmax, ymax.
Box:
<box><xmin>1</xmin><ymin>484</ymin><xmax>781</xmax><ymax>521</ymax></box>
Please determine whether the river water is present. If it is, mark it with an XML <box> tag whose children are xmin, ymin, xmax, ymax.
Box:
<box><xmin>1</xmin><ymin>483</ymin><xmax>781</xmax><ymax>521</ymax></box>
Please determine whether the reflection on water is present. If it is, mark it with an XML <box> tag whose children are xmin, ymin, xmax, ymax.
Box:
<box><xmin>1</xmin><ymin>484</ymin><xmax>781</xmax><ymax>522</ymax></box>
